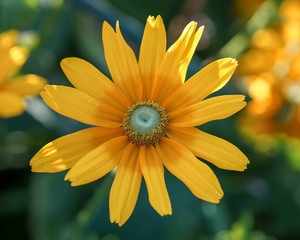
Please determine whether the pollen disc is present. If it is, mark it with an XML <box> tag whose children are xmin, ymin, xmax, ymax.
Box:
<box><xmin>123</xmin><ymin>101</ymin><xmax>168</xmax><ymax>145</ymax></box>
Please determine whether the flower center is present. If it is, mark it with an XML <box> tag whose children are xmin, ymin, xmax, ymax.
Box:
<box><xmin>123</xmin><ymin>101</ymin><xmax>168</xmax><ymax>145</ymax></box>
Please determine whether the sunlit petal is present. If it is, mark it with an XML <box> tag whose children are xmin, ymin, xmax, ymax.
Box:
<box><xmin>102</xmin><ymin>21</ymin><xmax>142</xmax><ymax>103</ymax></box>
<box><xmin>31</xmin><ymin>127</ymin><xmax>124</xmax><ymax>173</ymax></box>
<box><xmin>41</xmin><ymin>85</ymin><xmax>123</xmax><ymax>127</ymax></box>
<box><xmin>60</xmin><ymin>57</ymin><xmax>130</xmax><ymax>111</ymax></box>
<box><xmin>65</xmin><ymin>136</ymin><xmax>129</xmax><ymax>186</ymax></box>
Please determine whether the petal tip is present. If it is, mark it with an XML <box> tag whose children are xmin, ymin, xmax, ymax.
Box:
<box><xmin>232</xmin><ymin>58</ymin><xmax>238</xmax><ymax>66</ymax></box>
<box><xmin>110</xmin><ymin>217</ymin><xmax>124</xmax><ymax>227</ymax></box>
<box><xmin>116</xmin><ymin>20</ymin><xmax>120</xmax><ymax>31</ymax></box>
<box><xmin>64</xmin><ymin>170</ymin><xmax>72</xmax><ymax>181</ymax></box>
<box><xmin>102</xmin><ymin>21</ymin><xmax>113</xmax><ymax>33</ymax></box>
<box><xmin>30</xmin><ymin>166</ymin><xmax>38</xmax><ymax>172</ymax></box>
<box><xmin>60</xmin><ymin>57</ymin><xmax>77</xmax><ymax>66</ymax></box>
<box><xmin>70</xmin><ymin>181</ymin><xmax>80</xmax><ymax>187</ymax></box>
<box><xmin>198</xmin><ymin>25</ymin><xmax>205</xmax><ymax>31</ymax></box>
<box><xmin>160</xmin><ymin>210</ymin><xmax>172</xmax><ymax>216</ymax></box>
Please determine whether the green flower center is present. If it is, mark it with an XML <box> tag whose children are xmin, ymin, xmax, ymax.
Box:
<box><xmin>130</xmin><ymin>106</ymin><xmax>160</xmax><ymax>134</ymax></box>
<box><xmin>123</xmin><ymin>101</ymin><xmax>168</xmax><ymax>145</ymax></box>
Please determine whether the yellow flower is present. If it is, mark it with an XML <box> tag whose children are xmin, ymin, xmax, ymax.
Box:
<box><xmin>0</xmin><ymin>30</ymin><xmax>47</xmax><ymax>118</ymax></box>
<box><xmin>30</xmin><ymin>16</ymin><xmax>249</xmax><ymax>226</ymax></box>
<box><xmin>238</xmin><ymin>0</ymin><xmax>300</xmax><ymax>138</ymax></box>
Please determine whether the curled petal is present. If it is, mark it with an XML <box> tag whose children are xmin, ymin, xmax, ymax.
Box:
<box><xmin>151</xmin><ymin>22</ymin><xmax>204</xmax><ymax>102</ymax></box>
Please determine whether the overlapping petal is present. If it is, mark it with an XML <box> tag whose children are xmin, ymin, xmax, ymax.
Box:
<box><xmin>0</xmin><ymin>91</ymin><xmax>24</xmax><ymax>117</ymax></box>
<box><xmin>65</xmin><ymin>136</ymin><xmax>129</xmax><ymax>186</ymax></box>
<box><xmin>41</xmin><ymin>85</ymin><xmax>123</xmax><ymax>127</ymax></box>
<box><xmin>156</xmin><ymin>138</ymin><xmax>223</xmax><ymax>203</ymax></box>
<box><xmin>110</xmin><ymin>144</ymin><xmax>142</xmax><ymax>226</ymax></box>
<box><xmin>139</xmin><ymin>15</ymin><xmax>166</xmax><ymax>99</ymax></box>
<box><xmin>30</xmin><ymin>127</ymin><xmax>124</xmax><ymax>173</ymax></box>
<box><xmin>60</xmin><ymin>57</ymin><xmax>130</xmax><ymax>112</ymax></box>
<box><xmin>168</xmin><ymin>127</ymin><xmax>249</xmax><ymax>171</ymax></box>
<box><xmin>151</xmin><ymin>22</ymin><xmax>203</xmax><ymax>102</ymax></box>
<box><xmin>139</xmin><ymin>145</ymin><xmax>172</xmax><ymax>216</ymax></box>
<box><xmin>169</xmin><ymin>95</ymin><xmax>246</xmax><ymax>127</ymax></box>
<box><xmin>5</xmin><ymin>74</ymin><xmax>47</xmax><ymax>97</ymax></box>
<box><xmin>163</xmin><ymin>58</ymin><xmax>238</xmax><ymax>111</ymax></box>
<box><xmin>102</xmin><ymin>21</ymin><xmax>142</xmax><ymax>103</ymax></box>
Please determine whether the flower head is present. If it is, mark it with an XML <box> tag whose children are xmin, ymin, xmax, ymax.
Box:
<box><xmin>30</xmin><ymin>16</ymin><xmax>249</xmax><ymax>226</ymax></box>
<box><xmin>0</xmin><ymin>30</ymin><xmax>46</xmax><ymax>118</ymax></box>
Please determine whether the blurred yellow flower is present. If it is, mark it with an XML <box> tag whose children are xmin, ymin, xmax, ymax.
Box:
<box><xmin>0</xmin><ymin>30</ymin><xmax>47</xmax><ymax>118</ymax></box>
<box><xmin>238</xmin><ymin>0</ymin><xmax>300</xmax><ymax>137</ymax></box>
<box><xmin>30</xmin><ymin>16</ymin><xmax>249</xmax><ymax>226</ymax></box>
<box><xmin>233</xmin><ymin>0</ymin><xmax>265</xmax><ymax>21</ymax></box>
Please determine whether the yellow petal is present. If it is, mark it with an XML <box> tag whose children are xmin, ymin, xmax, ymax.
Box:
<box><xmin>60</xmin><ymin>57</ymin><xmax>130</xmax><ymax>112</ymax></box>
<box><xmin>163</xmin><ymin>22</ymin><xmax>203</xmax><ymax>83</ymax></box>
<box><xmin>5</xmin><ymin>74</ymin><xmax>47</xmax><ymax>97</ymax></box>
<box><xmin>139</xmin><ymin>15</ymin><xmax>166</xmax><ymax>99</ymax></box>
<box><xmin>0</xmin><ymin>91</ymin><xmax>24</xmax><ymax>118</ymax></box>
<box><xmin>163</xmin><ymin>58</ymin><xmax>238</xmax><ymax>111</ymax></box>
<box><xmin>0</xmin><ymin>30</ymin><xmax>18</xmax><ymax>50</ymax></box>
<box><xmin>30</xmin><ymin>127</ymin><xmax>124</xmax><ymax>173</ymax></box>
<box><xmin>65</xmin><ymin>136</ymin><xmax>129</xmax><ymax>186</ymax></box>
<box><xmin>151</xmin><ymin>23</ymin><xmax>204</xmax><ymax>102</ymax></box>
<box><xmin>169</xmin><ymin>95</ymin><xmax>246</xmax><ymax>127</ymax></box>
<box><xmin>139</xmin><ymin>145</ymin><xmax>172</xmax><ymax>216</ymax></box>
<box><xmin>156</xmin><ymin>138</ymin><xmax>223</xmax><ymax>203</ymax></box>
<box><xmin>167</xmin><ymin>127</ymin><xmax>249</xmax><ymax>171</ymax></box>
<box><xmin>109</xmin><ymin>144</ymin><xmax>142</xmax><ymax>226</ymax></box>
<box><xmin>0</xmin><ymin>46</ymin><xmax>28</xmax><ymax>83</ymax></box>
<box><xmin>41</xmin><ymin>85</ymin><xmax>123</xmax><ymax>127</ymax></box>
<box><xmin>102</xmin><ymin>21</ymin><xmax>142</xmax><ymax>103</ymax></box>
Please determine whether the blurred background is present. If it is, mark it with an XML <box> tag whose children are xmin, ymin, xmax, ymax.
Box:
<box><xmin>1</xmin><ymin>0</ymin><xmax>300</xmax><ymax>239</ymax></box>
